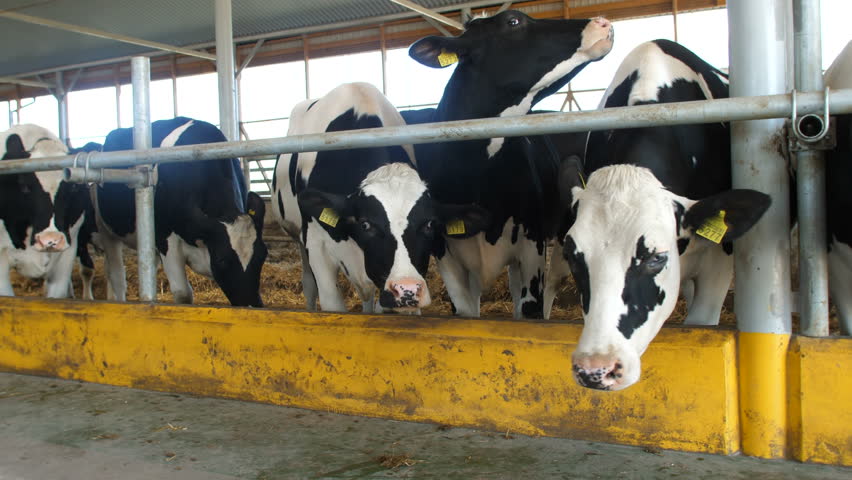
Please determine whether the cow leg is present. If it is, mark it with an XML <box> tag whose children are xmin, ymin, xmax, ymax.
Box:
<box><xmin>437</xmin><ymin>253</ymin><xmax>478</xmax><ymax>317</ymax></box>
<box><xmin>80</xmin><ymin>261</ymin><xmax>95</xmax><ymax>300</ymax></box>
<box><xmin>508</xmin><ymin>261</ymin><xmax>523</xmax><ymax>312</ymax></box>
<box><xmin>297</xmin><ymin>242</ymin><xmax>319</xmax><ymax>311</ymax></box>
<box><xmin>514</xmin><ymin>240</ymin><xmax>546</xmax><ymax>319</ymax></box>
<box><xmin>102</xmin><ymin>236</ymin><xmax>127</xmax><ymax>301</ymax></box>
<box><xmin>0</xmin><ymin>250</ymin><xmax>13</xmax><ymax>296</ymax></box>
<box><xmin>828</xmin><ymin>241</ymin><xmax>852</xmax><ymax>335</ymax></box>
<box><xmin>310</xmin><ymin>251</ymin><xmax>347</xmax><ymax>312</ymax></box>
<box><xmin>44</xmin><ymin>248</ymin><xmax>77</xmax><ymax>299</ymax></box>
<box><xmin>162</xmin><ymin>236</ymin><xmax>193</xmax><ymax>304</ymax></box>
<box><xmin>680</xmin><ymin>278</ymin><xmax>696</xmax><ymax>309</ymax></box>
<box><xmin>682</xmin><ymin>246</ymin><xmax>732</xmax><ymax>326</ymax></box>
<box><xmin>543</xmin><ymin>248</ymin><xmax>571</xmax><ymax>320</ymax></box>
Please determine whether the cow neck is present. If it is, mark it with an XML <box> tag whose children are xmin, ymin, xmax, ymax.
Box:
<box><xmin>434</xmin><ymin>67</ymin><xmax>529</xmax><ymax>123</ymax></box>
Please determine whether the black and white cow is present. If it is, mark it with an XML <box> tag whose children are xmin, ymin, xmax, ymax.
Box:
<box><xmin>0</xmin><ymin>125</ymin><xmax>88</xmax><ymax>298</ymax></box>
<box><xmin>272</xmin><ymin>82</ymin><xmax>487</xmax><ymax>313</ymax></box>
<box><xmin>824</xmin><ymin>40</ymin><xmax>852</xmax><ymax>335</ymax></box>
<box><xmin>94</xmin><ymin>117</ymin><xmax>267</xmax><ymax>307</ymax></box>
<box><xmin>403</xmin><ymin>10</ymin><xmax>614</xmax><ymax>319</ymax></box>
<box><xmin>559</xmin><ymin>40</ymin><xmax>772</xmax><ymax>390</ymax></box>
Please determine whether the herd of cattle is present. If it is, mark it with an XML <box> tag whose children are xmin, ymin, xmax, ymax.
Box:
<box><xmin>1</xmin><ymin>11</ymin><xmax>849</xmax><ymax>390</ymax></box>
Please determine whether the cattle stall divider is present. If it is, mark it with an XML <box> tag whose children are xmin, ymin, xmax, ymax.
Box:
<box><xmin>130</xmin><ymin>56</ymin><xmax>156</xmax><ymax>302</ymax></box>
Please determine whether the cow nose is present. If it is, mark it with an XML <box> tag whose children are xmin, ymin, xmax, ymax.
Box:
<box><xmin>572</xmin><ymin>355</ymin><xmax>624</xmax><ymax>391</ymax></box>
<box><xmin>593</xmin><ymin>16</ymin><xmax>611</xmax><ymax>29</ymax></box>
<box><xmin>391</xmin><ymin>278</ymin><xmax>425</xmax><ymax>304</ymax></box>
<box><xmin>34</xmin><ymin>232</ymin><xmax>67</xmax><ymax>252</ymax></box>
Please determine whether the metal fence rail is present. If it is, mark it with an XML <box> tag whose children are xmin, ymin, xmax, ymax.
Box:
<box><xmin>1</xmin><ymin>88</ymin><xmax>850</xmax><ymax>175</ymax></box>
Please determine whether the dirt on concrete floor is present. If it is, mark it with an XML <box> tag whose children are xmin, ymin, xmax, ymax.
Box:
<box><xmin>0</xmin><ymin>373</ymin><xmax>849</xmax><ymax>480</ymax></box>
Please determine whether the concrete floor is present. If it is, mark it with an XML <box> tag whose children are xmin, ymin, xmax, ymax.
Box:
<box><xmin>0</xmin><ymin>373</ymin><xmax>849</xmax><ymax>479</ymax></box>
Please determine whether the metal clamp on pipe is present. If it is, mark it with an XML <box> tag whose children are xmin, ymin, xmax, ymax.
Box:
<box><xmin>789</xmin><ymin>87</ymin><xmax>836</xmax><ymax>151</ymax></box>
<box><xmin>63</xmin><ymin>167</ymin><xmax>149</xmax><ymax>188</ymax></box>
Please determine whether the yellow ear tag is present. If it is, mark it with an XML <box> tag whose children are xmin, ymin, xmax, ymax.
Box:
<box><xmin>696</xmin><ymin>210</ymin><xmax>727</xmax><ymax>244</ymax></box>
<box><xmin>248</xmin><ymin>209</ymin><xmax>256</xmax><ymax>216</ymax></box>
<box><xmin>319</xmin><ymin>208</ymin><xmax>340</xmax><ymax>227</ymax></box>
<box><xmin>446</xmin><ymin>219</ymin><xmax>466</xmax><ymax>236</ymax></box>
<box><xmin>437</xmin><ymin>50</ymin><xmax>459</xmax><ymax>67</ymax></box>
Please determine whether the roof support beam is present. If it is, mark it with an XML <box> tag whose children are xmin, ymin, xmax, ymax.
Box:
<box><xmin>0</xmin><ymin>76</ymin><xmax>54</xmax><ymax>89</ymax></box>
<box><xmin>386</xmin><ymin>0</ymin><xmax>464</xmax><ymax>31</ymax></box>
<box><xmin>0</xmin><ymin>10</ymin><xmax>217</xmax><ymax>61</ymax></box>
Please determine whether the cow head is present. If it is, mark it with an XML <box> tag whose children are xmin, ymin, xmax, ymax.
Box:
<box><xmin>409</xmin><ymin>11</ymin><xmax>614</xmax><ymax>116</ymax></box>
<box><xmin>190</xmin><ymin>191</ymin><xmax>268</xmax><ymax>307</ymax></box>
<box><xmin>0</xmin><ymin>127</ymin><xmax>87</xmax><ymax>252</ymax></box>
<box><xmin>563</xmin><ymin>165</ymin><xmax>770</xmax><ymax>390</ymax></box>
<box><xmin>298</xmin><ymin>163</ymin><xmax>489</xmax><ymax>312</ymax></box>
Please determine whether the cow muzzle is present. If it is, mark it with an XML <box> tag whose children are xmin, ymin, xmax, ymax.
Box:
<box><xmin>582</xmin><ymin>17</ymin><xmax>614</xmax><ymax>60</ymax></box>
<box><xmin>34</xmin><ymin>231</ymin><xmax>68</xmax><ymax>252</ymax></box>
<box><xmin>380</xmin><ymin>277</ymin><xmax>429</xmax><ymax>309</ymax></box>
<box><xmin>571</xmin><ymin>353</ymin><xmax>628</xmax><ymax>391</ymax></box>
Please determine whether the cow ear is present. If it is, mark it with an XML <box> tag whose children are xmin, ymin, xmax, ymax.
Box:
<box><xmin>435</xmin><ymin>202</ymin><xmax>490</xmax><ymax>239</ymax></box>
<box><xmin>297</xmin><ymin>188</ymin><xmax>351</xmax><ymax>229</ymax></box>
<box><xmin>682</xmin><ymin>189</ymin><xmax>772</xmax><ymax>243</ymax></box>
<box><xmin>3</xmin><ymin>134</ymin><xmax>29</xmax><ymax>161</ymax></box>
<box><xmin>245</xmin><ymin>191</ymin><xmax>266</xmax><ymax>233</ymax></box>
<box><xmin>409</xmin><ymin>35</ymin><xmax>465</xmax><ymax>69</ymax></box>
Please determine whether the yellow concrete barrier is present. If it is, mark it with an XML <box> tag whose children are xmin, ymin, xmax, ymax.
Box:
<box><xmin>0</xmin><ymin>297</ymin><xmax>740</xmax><ymax>453</ymax></box>
<box><xmin>788</xmin><ymin>336</ymin><xmax>852</xmax><ymax>466</ymax></box>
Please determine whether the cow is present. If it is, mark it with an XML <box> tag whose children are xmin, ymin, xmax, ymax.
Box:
<box><xmin>824</xmin><ymin>40</ymin><xmax>852</xmax><ymax>335</ymax></box>
<box><xmin>559</xmin><ymin>40</ymin><xmax>772</xmax><ymax>390</ymax></box>
<box><xmin>93</xmin><ymin>117</ymin><xmax>267</xmax><ymax>307</ymax></box>
<box><xmin>402</xmin><ymin>10</ymin><xmax>614</xmax><ymax>319</ymax></box>
<box><xmin>271</xmin><ymin>82</ymin><xmax>488</xmax><ymax>313</ymax></box>
<box><xmin>0</xmin><ymin>125</ymin><xmax>88</xmax><ymax>299</ymax></box>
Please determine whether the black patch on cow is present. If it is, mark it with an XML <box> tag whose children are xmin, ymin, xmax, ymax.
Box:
<box><xmin>277</xmin><ymin>191</ymin><xmax>286</xmax><ymax>223</ymax></box>
<box><xmin>511</xmin><ymin>224</ymin><xmax>519</xmax><ymax>244</ymax></box>
<box><xmin>618</xmin><ymin>236</ymin><xmax>666</xmax><ymax>339</ymax></box>
<box><xmin>722</xmin><ymin>241</ymin><xmax>733</xmax><ymax>255</ymax></box>
<box><xmin>677</xmin><ymin>238</ymin><xmax>690</xmax><ymax>255</ymax></box>
<box><xmin>0</xmin><ymin>136</ymin><xmax>49</xmax><ymax>248</ymax></box>
<box><xmin>306</xmin><ymin>100</ymin><xmax>319</xmax><ymax>112</ymax></box>
<box><xmin>97</xmin><ymin>117</ymin><xmax>266</xmax><ymax>307</ymax></box>
<box><xmin>401</xmin><ymin>194</ymin><xmax>436</xmax><ymax>277</ymax></box>
<box><xmin>653</xmin><ymin>39</ymin><xmax>729</xmax><ymax>100</ymax></box>
<box><xmin>271</xmin><ymin>163</ymin><xmax>277</xmax><ymax>192</ymax></box>
<box><xmin>288</xmin><ymin>153</ymin><xmax>300</xmax><ymax>196</ymax></box>
<box><xmin>563</xmin><ymin>235</ymin><xmax>590</xmax><ymax>314</ymax></box>
<box><xmin>826</xmin><ymin>112</ymin><xmax>852</xmax><ymax>252</ymax></box>
<box><xmin>520</xmin><ymin>270</ymin><xmax>544</xmax><ymax>318</ymax></box>
<box><xmin>604</xmin><ymin>71</ymin><xmax>639</xmax><ymax>109</ymax></box>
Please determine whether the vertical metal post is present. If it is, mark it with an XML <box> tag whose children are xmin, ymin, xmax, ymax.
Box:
<box><xmin>728</xmin><ymin>0</ymin><xmax>792</xmax><ymax>459</ymax></box>
<box><xmin>215</xmin><ymin>0</ymin><xmax>238</xmax><ymax>142</ymax></box>
<box><xmin>794</xmin><ymin>0</ymin><xmax>828</xmax><ymax>337</ymax></box>
<box><xmin>380</xmin><ymin>25</ymin><xmax>388</xmax><ymax>95</ymax></box>
<box><xmin>131</xmin><ymin>56</ymin><xmax>157</xmax><ymax>303</ymax></box>
<box><xmin>55</xmin><ymin>71</ymin><xmax>69</xmax><ymax>146</ymax></box>
<box><xmin>303</xmin><ymin>35</ymin><xmax>311</xmax><ymax>99</ymax></box>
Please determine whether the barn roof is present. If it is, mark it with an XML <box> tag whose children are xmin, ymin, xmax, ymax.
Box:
<box><xmin>0</xmin><ymin>0</ymin><xmax>493</xmax><ymax>78</ymax></box>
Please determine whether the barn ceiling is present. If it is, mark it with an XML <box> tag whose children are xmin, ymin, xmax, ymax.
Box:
<box><xmin>0</xmin><ymin>0</ymin><xmax>499</xmax><ymax>78</ymax></box>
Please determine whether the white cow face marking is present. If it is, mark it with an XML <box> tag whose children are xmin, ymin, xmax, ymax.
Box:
<box><xmin>564</xmin><ymin>165</ymin><xmax>771</xmax><ymax>391</ymax></box>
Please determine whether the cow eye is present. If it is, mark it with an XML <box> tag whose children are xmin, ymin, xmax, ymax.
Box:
<box><xmin>422</xmin><ymin>220</ymin><xmax>434</xmax><ymax>235</ymax></box>
<box><xmin>508</xmin><ymin>17</ymin><xmax>520</xmax><ymax>26</ymax></box>
<box><xmin>645</xmin><ymin>252</ymin><xmax>668</xmax><ymax>274</ymax></box>
<box><xmin>360</xmin><ymin>220</ymin><xmax>372</xmax><ymax>232</ymax></box>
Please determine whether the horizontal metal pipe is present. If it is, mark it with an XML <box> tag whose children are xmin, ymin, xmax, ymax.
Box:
<box><xmin>1</xmin><ymin>89</ymin><xmax>851</xmax><ymax>175</ymax></box>
<box><xmin>62</xmin><ymin>167</ymin><xmax>148</xmax><ymax>187</ymax></box>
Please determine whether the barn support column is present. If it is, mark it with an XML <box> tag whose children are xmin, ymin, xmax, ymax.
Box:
<box><xmin>55</xmin><ymin>71</ymin><xmax>69</xmax><ymax>146</ymax></box>
<box><xmin>728</xmin><ymin>0</ymin><xmax>793</xmax><ymax>459</ymax></box>
<box><xmin>131</xmin><ymin>56</ymin><xmax>157</xmax><ymax>303</ymax></box>
<box><xmin>793</xmin><ymin>0</ymin><xmax>828</xmax><ymax>337</ymax></box>
<box><xmin>215</xmin><ymin>0</ymin><xmax>244</xmax><ymax>188</ymax></box>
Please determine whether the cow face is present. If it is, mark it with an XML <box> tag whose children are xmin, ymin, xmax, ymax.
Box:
<box><xmin>564</xmin><ymin>165</ymin><xmax>770</xmax><ymax>391</ymax></box>
<box><xmin>299</xmin><ymin>163</ymin><xmax>488</xmax><ymax>312</ymax></box>
<box><xmin>192</xmin><ymin>192</ymin><xmax>268</xmax><ymax>307</ymax></box>
<box><xmin>409</xmin><ymin>11</ymin><xmax>613</xmax><ymax>116</ymax></box>
<box><xmin>0</xmin><ymin>131</ymin><xmax>86</xmax><ymax>252</ymax></box>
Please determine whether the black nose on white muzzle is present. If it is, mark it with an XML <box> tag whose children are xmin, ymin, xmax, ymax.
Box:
<box><xmin>379</xmin><ymin>277</ymin><xmax>427</xmax><ymax>309</ymax></box>
<box><xmin>572</xmin><ymin>355</ymin><xmax>625</xmax><ymax>391</ymax></box>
